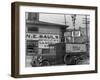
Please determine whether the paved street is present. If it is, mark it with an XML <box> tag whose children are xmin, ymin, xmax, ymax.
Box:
<box><xmin>26</xmin><ymin>55</ymin><xmax>89</xmax><ymax>67</ymax></box>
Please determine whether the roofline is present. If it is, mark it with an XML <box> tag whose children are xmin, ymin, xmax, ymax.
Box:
<box><xmin>26</xmin><ymin>20</ymin><xmax>69</xmax><ymax>28</ymax></box>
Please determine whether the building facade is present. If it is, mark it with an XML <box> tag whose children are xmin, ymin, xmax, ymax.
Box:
<box><xmin>25</xmin><ymin>12</ymin><xmax>68</xmax><ymax>57</ymax></box>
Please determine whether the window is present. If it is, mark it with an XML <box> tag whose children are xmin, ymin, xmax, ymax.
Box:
<box><xmin>26</xmin><ymin>40</ymin><xmax>38</xmax><ymax>56</ymax></box>
<box><xmin>28</xmin><ymin>27</ymin><xmax>38</xmax><ymax>33</ymax></box>
<box><xmin>28</xmin><ymin>13</ymin><xmax>39</xmax><ymax>21</ymax></box>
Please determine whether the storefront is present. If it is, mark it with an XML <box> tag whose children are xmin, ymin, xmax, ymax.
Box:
<box><xmin>26</xmin><ymin>20</ymin><xmax>68</xmax><ymax>56</ymax></box>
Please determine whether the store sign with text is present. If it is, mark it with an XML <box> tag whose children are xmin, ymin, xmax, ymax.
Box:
<box><xmin>66</xmin><ymin>44</ymin><xmax>86</xmax><ymax>52</ymax></box>
<box><xmin>26</xmin><ymin>33</ymin><xmax>60</xmax><ymax>48</ymax></box>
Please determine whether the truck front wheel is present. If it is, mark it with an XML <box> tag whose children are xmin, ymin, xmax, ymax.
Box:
<box><xmin>40</xmin><ymin>60</ymin><xmax>50</xmax><ymax>66</ymax></box>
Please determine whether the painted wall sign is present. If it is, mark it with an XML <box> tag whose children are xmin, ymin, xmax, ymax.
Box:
<box><xmin>66</xmin><ymin>43</ymin><xmax>86</xmax><ymax>52</ymax></box>
<box><xmin>26</xmin><ymin>33</ymin><xmax>60</xmax><ymax>48</ymax></box>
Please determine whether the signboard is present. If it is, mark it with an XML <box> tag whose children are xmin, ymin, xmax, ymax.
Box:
<box><xmin>72</xmin><ymin>31</ymin><xmax>80</xmax><ymax>37</ymax></box>
<box><xmin>26</xmin><ymin>33</ymin><xmax>60</xmax><ymax>48</ymax></box>
<box><xmin>66</xmin><ymin>44</ymin><xmax>86</xmax><ymax>52</ymax></box>
<box><xmin>26</xmin><ymin>33</ymin><xmax>39</xmax><ymax>40</ymax></box>
<box><xmin>64</xmin><ymin>32</ymin><xmax>72</xmax><ymax>37</ymax></box>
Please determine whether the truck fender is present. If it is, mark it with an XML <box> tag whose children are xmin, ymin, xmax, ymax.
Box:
<box><xmin>39</xmin><ymin>60</ymin><xmax>50</xmax><ymax>66</ymax></box>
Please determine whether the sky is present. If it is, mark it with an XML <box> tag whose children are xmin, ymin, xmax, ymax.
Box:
<box><xmin>39</xmin><ymin>13</ymin><xmax>90</xmax><ymax>29</ymax></box>
<box><xmin>25</xmin><ymin>12</ymin><xmax>90</xmax><ymax>29</ymax></box>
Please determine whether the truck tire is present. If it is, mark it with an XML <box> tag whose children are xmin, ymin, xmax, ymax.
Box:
<box><xmin>40</xmin><ymin>60</ymin><xmax>50</xmax><ymax>66</ymax></box>
<box><xmin>76</xmin><ymin>55</ymin><xmax>89</xmax><ymax>65</ymax></box>
<box><xmin>64</xmin><ymin>54</ymin><xmax>79</xmax><ymax>65</ymax></box>
<box><xmin>64</xmin><ymin>54</ymin><xmax>72</xmax><ymax>65</ymax></box>
<box><xmin>31</xmin><ymin>61</ymin><xmax>36</xmax><ymax>67</ymax></box>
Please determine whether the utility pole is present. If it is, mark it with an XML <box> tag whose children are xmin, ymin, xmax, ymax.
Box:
<box><xmin>61</xmin><ymin>14</ymin><xmax>67</xmax><ymax>43</ymax></box>
<box><xmin>71</xmin><ymin>14</ymin><xmax>76</xmax><ymax>43</ymax></box>
<box><xmin>82</xmin><ymin>15</ymin><xmax>90</xmax><ymax>43</ymax></box>
<box><xmin>64</xmin><ymin>14</ymin><xmax>67</xmax><ymax>25</ymax></box>
<box><xmin>82</xmin><ymin>15</ymin><xmax>90</xmax><ymax>52</ymax></box>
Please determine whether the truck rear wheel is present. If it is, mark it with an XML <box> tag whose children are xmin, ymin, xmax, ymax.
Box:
<box><xmin>64</xmin><ymin>54</ymin><xmax>79</xmax><ymax>65</ymax></box>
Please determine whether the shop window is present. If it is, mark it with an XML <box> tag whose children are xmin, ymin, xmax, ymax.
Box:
<box><xmin>26</xmin><ymin>40</ymin><xmax>38</xmax><ymax>56</ymax></box>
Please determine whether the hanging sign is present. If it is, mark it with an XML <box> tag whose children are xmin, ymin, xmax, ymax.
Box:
<box><xmin>72</xmin><ymin>31</ymin><xmax>80</xmax><ymax>37</ymax></box>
